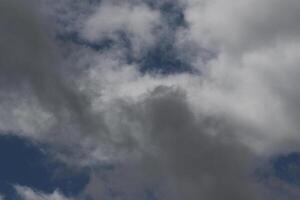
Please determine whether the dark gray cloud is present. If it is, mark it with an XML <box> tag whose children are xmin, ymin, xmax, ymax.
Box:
<box><xmin>0</xmin><ymin>0</ymin><xmax>107</xmax><ymax>142</ymax></box>
<box><xmin>82</xmin><ymin>86</ymin><xmax>265</xmax><ymax>200</ymax></box>
<box><xmin>138</xmin><ymin>87</ymin><xmax>260</xmax><ymax>200</ymax></box>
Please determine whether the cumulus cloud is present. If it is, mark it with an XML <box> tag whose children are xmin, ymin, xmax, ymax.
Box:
<box><xmin>82</xmin><ymin>1</ymin><xmax>161</xmax><ymax>55</ymax></box>
<box><xmin>15</xmin><ymin>185</ymin><xmax>71</xmax><ymax>200</ymax></box>
<box><xmin>2</xmin><ymin>0</ymin><xmax>300</xmax><ymax>199</ymax></box>
<box><xmin>175</xmin><ymin>0</ymin><xmax>300</xmax><ymax>154</ymax></box>
<box><xmin>183</xmin><ymin>0</ymin><xmax>300</xmax><ymax>53</ymax></box>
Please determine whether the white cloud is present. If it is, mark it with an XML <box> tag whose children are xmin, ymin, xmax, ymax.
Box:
<box><xmin>183</xmin><ymin>0</ymin><xmax>300</xmax><ymax>53</ymax></box>
<box><xmin>82</xmin><ymin>2</ymin><xmax>161</xmax><ymax>54</ymax></box>
<box><xmin>0</xmin><ymin>90</ymin><xmax>54</xmax><ymax>138</ymax></box>
<box><xmin>15</xmin><ymin>185</ymin><xmax>72</xmax><ymax>200</ymax></box>
<box><xmin>171</xmin><ymin>0</ymin><xmax>300</xmax><ymax>154</ymax></box>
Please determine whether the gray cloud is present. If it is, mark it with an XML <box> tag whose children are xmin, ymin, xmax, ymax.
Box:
<box><xmin>138</xmin><ymin>87</ymin><xmax>259</xmax><ymax>200</ymax></box>
<box><xmin>2</xmin><ymin>0</ymin><xmax>300</xmax><ymax>199</ymax></box>
<box><xmin>0</xmin><ymin>0</ymin><xmax>107</xmax><ymax>142</ymax></box>
<box><xmin>82</xmin><ymin>86</ymin><xmax>265</xmax><ymax>200</ymax></box>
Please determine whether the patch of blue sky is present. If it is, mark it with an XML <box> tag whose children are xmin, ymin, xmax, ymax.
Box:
<box><xmin>255</xmin><ymin>152</ymin><xmax>300</xmax><ymax>199</ymax></box>
<box><xmin>257</xmin><ymin>152</ymin><xmax>300</xmax><ymax>186</ymax></box>
<box><xmin>56</xmin><ymin>31</ymin><xmax>114</xmax><ymax>51</ymax></box>
<box><xmin>128</xmin><ymin>1</ymin><xmax>192</xmax><ymax>74</ymax></box>
<box><xmin>0</xmin><ymin>134</ymin><xmax>89</xmax><ymax>199</ymax></box>
<box><xmin>146</xmin><ymin>0</ymin><xmax>187</xmax><ymax>29</ymax></box>
<box><xmin>135</xmin><ymin>40</ymin><xmax>196</xmax><ymax>75</ymax></box>
<box><xmin>271</xmin><ymin>152</ymin><xmax>300</xmax><ymax>186</ymax></box>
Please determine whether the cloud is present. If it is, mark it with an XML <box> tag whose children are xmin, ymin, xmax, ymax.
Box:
<box><xmin>183</xmin><ymin>0</ymin><xmax>300</xmax><ymax>53</ymax></box>
<box><xmin>0</xmin><ymin>0</ymin><xmax>108</xmax><ymax>144</ymax></box>
<box><xmin>175</xmin><ymin>0</ymin><xmax>300</xmax><ymax>154</ymax></box>
<box><xmin>15</xmin><ymin>185</ymin><xmax>71</xmax><ymax>200</ymax></box>
<box><xmin>82</xmin><ymin>1</ymin><xmax>161</xmax><ymax>55</ymax></box>
<box><xmin>2</xmin><ymin>0</ymin><xmax>300</xmax><ymax>199</ymax></box>
<box><xmin>82</xmin><ymin>86</ymin><xmax>266</xmax><ymax>200</ymax></box>
<box><xmin>77</xmin><ymin>0</ymin><xmax>300</xmax><ymax>198</ymax></box>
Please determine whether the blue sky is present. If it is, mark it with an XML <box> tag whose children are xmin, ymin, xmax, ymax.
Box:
<box><xmin>0</xmin><ymin>135</ymin><xmax>89</xmax><ymax>199</ymax></box>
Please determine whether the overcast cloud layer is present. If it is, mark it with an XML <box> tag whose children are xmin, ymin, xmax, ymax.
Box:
<box><xmin>1</xmin><ymin>0</ymin><xmax>300</xmax><ymax>199</ymax></box>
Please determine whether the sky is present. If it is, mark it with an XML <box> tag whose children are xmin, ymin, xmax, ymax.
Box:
<box><xmin>1</xmin><ymin>0</ymin><xmax>300</xmax><ymax>199</ymax></box>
